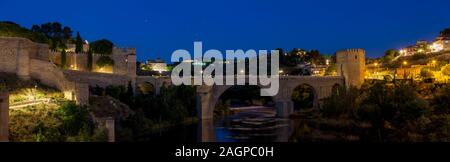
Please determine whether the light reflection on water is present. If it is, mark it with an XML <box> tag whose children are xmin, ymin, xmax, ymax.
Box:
<box><xmin>144</xmin><ymin>107</ymin><xmax>294</xmax><ymax>142</ymax></box>
<box><xmin>213</xmin><ymin>107</ymin><xmax>293</xmax><ymax>142</ymax></box>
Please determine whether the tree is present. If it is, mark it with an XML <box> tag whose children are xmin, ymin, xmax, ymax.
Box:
<box><xmin>87</xmin><ymin>48</ymin><xmax>93</xmax><ymax>71</ymax></box>
<box><xmin>56</xmin><ymin>102</ymin><xmax>94</xmax><ymax>137</ymax></box>
<box><xmin>292</xmin><ymin>84</ymin><xmax>315</xmax><ymax>110</ymax></box>
<box><xmin>0</xmin><ymin>21</ymin><xmax>48</xmax><ymax>43</ymax></box>
<box><xmin>61</xmin><ymin>49</ymin><xmax>67</xmax><ymax>69</ymax></box>
<box><xmin>51</xmin><ymin>22</ymin><xmax>62</xmax><ymax>38</ymax></box>
<box><xmin>30</xmin><ymin>22</ymin><xmax>73</xmax><ymax>49</ymax></box>
<box><xmin>31</xmin><ymin>25</ymin><xmax>40</xmax><ymax>32</ymax></box>
<box><xmin>322</xmin><ymin>85</ymin><xmax>360</xmax><ymax>118</ymax></box>
<box><xmin>96</xmin><ymin>56</ymin><xmax>115</xmax><ymax>68</ymax></box>
<box><xmin>306</xmin><ymin>50</ymin><xmax>324</xmax><ymax>64</ymax></box>
<box><xmin>90</xmin><ymin>39</ymin><xmax>114</xmax><ymax>55</ymax></box>
<box><xmin>75</xmin><ymin>32</ymin><xmax>83</xmax><ymax>53</ymax></box>
<box><xmin>358</xmin><ymin>82</ymin><xmax>428</xmax><ymax>141</ymax></box>
<box><xmin>432</xmin><ymin>85</ymin><xmax>450</xmax><ymax>114</ymax></box>
<box><xmin>442</xmin><ymin>65</ymin><xmax>450</xmax><ymax>76</ymax></box>
<box><xmin>62</xmin><ymin>26</ymin><xmax>72</xmax><ymax>41</ymax></box>
<box><xmin>382</xmin><ymin>49</ymin><xmax>399</xmax><ymax>63</ymax></box>
<box><xmin>440</xmin><ymin>28</ymin><xmax>450</xmax><ymax>37</ymax></box>
<box><xmin>420</xmin><ymin>68</ymin><xmax>434</xmax><ymax>79</ymax></box>
<box><xmin>324</xmin><ymin>63</ymin><xmax>337</xmax><ymax>76</ymax></box>
<box><xmin>120</xmin><ymin>81</ymin><xmax>135</xmax><ymax>107</ymax></box>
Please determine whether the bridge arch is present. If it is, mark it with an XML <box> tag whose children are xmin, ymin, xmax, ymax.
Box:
<box><xmin>291</xmin><ymin>83</ymin><xmax>317</xmax><ymax>111</ymax></box>
<box><xmin>214</xmin><ymin>85</ymin><xmax>276</xmax><ymax>106</ymax></box>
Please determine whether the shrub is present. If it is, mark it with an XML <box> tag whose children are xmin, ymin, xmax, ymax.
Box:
<box><xmin>96</xmin><ymin>56</ymin><xmax>115</xmax><ymax>68</ymax></box>
<box><xmin>420</xmin><ymin>68</ymin><xmax>434</xmax><ymax>79</ymax></box>
<box><xmin>442</xmin><ymin>65</ymin><xmax>450</xmax><ymax>76</ymax></box>
<box><xmin>321</xmin><ymin>85</ymin><xmax>361</xmax><ymax>118</ymax></box>
<box><xmin>0</xmin><ymin>21</ymin><xmax>48</xmax><ymax>43</ymax></box>
<box><xmin>90</xmin><ymin>39</ymin><xmax>114</xmax><ymax>55</ymax></box>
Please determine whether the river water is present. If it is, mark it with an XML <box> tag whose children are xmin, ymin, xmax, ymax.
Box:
<box><xmin>146</xmin><ymin>107</ymin><xmax>295</xmax><ymax>142</ymax></box>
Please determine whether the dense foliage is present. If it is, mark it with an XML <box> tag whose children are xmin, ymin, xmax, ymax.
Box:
<box><xmin>291</xmin><ymin>84</ymin><xmax>315</xmax><ymax>110</ymax></box>
<box><xmin>87</xmin><ymin>49</ymin><xmax>93</xmax><ymax>71</ymax></box>
<box><xmin>9</xmin><ymin>102</ymin><xmax>106</xmax><ymax>142</ymax></box>
<box><xmin>90</xmin><ymin>84</ymin><xmax>197</xmax><ymax>141</ymax></box>
<box><xmin>440</xmin><ymin>28</ymin><xmax>450</xmax><ymax>37</ymax></box>
<box><xmin>60</xmin><ymin>49</ymin><xmax>67</xmax><ymax>69</ymax></box>
<box><xmin>443</xmin><ymin>65</ymin><xmax>450</xmax><ymax>76</ymax></box>
<box><xmin>31</xmin><ymin>22</ymin><xmax>73</xmax><ymax>50</ymax></box>
<box><xmin>96</xmin><ymin>56</ymin><xmax>115</xmax><ymax>68</ymax></box>
<box><xmin>318</xmin><ymin>81</ymin><xmax>450</xmax><ymax>142</ymax></box>
<box><xmin>75</xmin><ymin>32</ymin><xmax>83</xmax><ymax>53</ymax></box>
<box><xmin>382</xmin><ymin>49</ymin><xmax>400</xmax><ymax>63</ymax></box>
<box><xmin>90</xmin><ymin>39</ymin><xmax>114</xmax><ymax>55</ymax></box>
<box><xmin>0</xmin><ymin>21</ymin><xmax>48</xmax><ymax>43</ymax></box>
<box><xmin>278</xmin><ymin>48</ymin><xmax>328</xmax><ymax>67</ymax></box>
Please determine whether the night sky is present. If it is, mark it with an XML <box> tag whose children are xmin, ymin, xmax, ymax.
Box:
<box><xmin>1</xmin><ymin>0</ymin><xmax>450</xmax><ymax>62</ymax></box>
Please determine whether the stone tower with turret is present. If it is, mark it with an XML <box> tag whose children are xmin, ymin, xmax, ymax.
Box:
<box><xmin>336</xmin><ymin>49</ymin><xmax>366</xmax><ymax>88</ymax></box>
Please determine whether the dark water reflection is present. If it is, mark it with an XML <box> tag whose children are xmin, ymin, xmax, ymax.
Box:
<box><xmin>145</xmin><ymin>107</ymin><xmax>295</xmax><ymax>142</ymax></box>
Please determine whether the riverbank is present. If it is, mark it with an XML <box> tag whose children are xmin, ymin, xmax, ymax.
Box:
<box><xmin>147</xmin><ymin>117</ymin><xmax>198</xmax><ymax>133</ymax></box>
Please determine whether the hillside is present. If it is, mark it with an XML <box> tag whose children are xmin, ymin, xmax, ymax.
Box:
<box><xmin>0</xmin><ymin>21</ymin><xmax>48</xmax><ymax>44</ymax></box>
<box><xmin>398</xmin><ymin>51</ymin><xmax>450</xmax><ymax>65</ymax></box>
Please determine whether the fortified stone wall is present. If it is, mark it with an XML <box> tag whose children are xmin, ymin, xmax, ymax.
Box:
<box><xmin>0</xmin><ymin>40</ymin><xmax>18</xmax><ymax>74</ymax></box>
<box><xmin>29</xmin><ymin>59</ymin><xmax>68</xmax><ymax>90</ymax></box>
<box><xmin>0</xmin><ymin>37</ymin><xmax>50</xmax><ymax>75</ymax></box>
<box><xmin>49</xmin><ymin>47</ymin><xmax>136</xmax><ymax>76</ymax></box>
<box><xmin>0</xmin><ymin>37</ymin><xmax>89</xmax><ymax>105</ymax></box>
<box><xmin>63</xmin><ymin>70</ymin><xmax>134</xmax><ymax>88</ymax></box>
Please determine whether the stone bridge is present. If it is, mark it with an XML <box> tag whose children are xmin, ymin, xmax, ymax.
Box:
<box><xmin>196</xmin><ymin>76</ymin><xmax>344</xmax><ymax>120</ymax></box>
<box><xmin>135</xmin><ymin>75</ymin><xmax>344</xmax><ymax>118</ymax></box>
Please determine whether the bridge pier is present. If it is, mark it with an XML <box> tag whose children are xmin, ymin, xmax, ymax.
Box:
<box><xmin>155</xmin><ymin>86</ymin><xmax>161</xmax><ymax>95</ymax></box>
<box><xmin>196</xmin><ymin>86</ymin><xmax>214</xmax><ymax>120</ymax></box>
<box><xmin>198</xmin><ymin>119</ymin><xmax>216</xmax><ymax>142</ymax></box>
<box><xmin>105</xmin><ymin>117</ymin><xmax>115</xmax><ymax>142</ymax></box>
<box><xmin>0</xmin><ymin>92</ymin><xmax>9</xmax><ymax>142</ymax></box>
<box><xmin>275</xmin><ymin>100</ymin><xmax>294</xmax><ymax>118</ymax></box>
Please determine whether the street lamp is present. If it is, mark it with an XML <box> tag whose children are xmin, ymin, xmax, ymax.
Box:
<box><xmin>431</xmin><ymin>60</ymin><xmax>437</xmax><ymax>71</ymax></box>
<box><xmin>373</xmin><ymin>63</ymin><xmax>380</xmax><ymax>79</ymax></box>
<box><xmin>34</xmin><ymin>84</ymin><xmax>37</xmax><ymax>101</ymax></box>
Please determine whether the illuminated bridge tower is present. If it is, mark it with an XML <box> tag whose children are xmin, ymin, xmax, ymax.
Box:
<box><xmin>336</xmin><ymin>49</ymin><xmax>366</xmax><ymax>88</ymax></box>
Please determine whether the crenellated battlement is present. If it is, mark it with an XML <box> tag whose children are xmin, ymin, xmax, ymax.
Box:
<box><xmin>336</xmin><ymin>48</ymin><xmax>365</xmax><ymax>55</ymax></box>
<box><xmin>46</xmin><ymin>44</ymin><xmax>136</xmax><ymax>76</ymax></box>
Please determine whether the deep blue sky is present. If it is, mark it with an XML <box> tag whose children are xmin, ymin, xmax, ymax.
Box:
<box><xmin>1</xmin><ymin>0</ymin><xmax>450</xmax><ymax>62</ymax></box>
